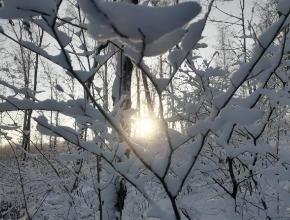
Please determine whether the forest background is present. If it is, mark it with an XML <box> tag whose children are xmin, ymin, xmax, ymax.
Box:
<box><xmin>0</xmin><ymin>0</ymin><xmax>289</xmax><ymax>220</ymax></box>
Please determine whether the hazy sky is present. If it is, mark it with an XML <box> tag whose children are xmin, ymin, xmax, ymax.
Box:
<box><xmin>201</xmin><ymin>0</ymin><xmax>258</xmax><ymax>57</ymax></box>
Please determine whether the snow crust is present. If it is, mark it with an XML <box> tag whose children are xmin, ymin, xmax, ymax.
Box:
<box><xmin>77</xmin><ymin>0</ymin><xmax>201</xmax><ymax>44</ymax></box>
<box><xmin>0</xmin><ymin>0</ymin><xmax>56</xmax><ymax>19</ymax></box>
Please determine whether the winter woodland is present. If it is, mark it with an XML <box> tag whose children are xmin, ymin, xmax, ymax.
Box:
<box><xmin>0</xmin><ymin>0</ymin><xmax>290</xmax><ymax>219</ymax></box>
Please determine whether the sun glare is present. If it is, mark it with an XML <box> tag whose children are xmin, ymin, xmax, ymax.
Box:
<box><xmin>138</xmin><ymin>118</ymin><xmax>156</xmax><ymax>137</ymax></box>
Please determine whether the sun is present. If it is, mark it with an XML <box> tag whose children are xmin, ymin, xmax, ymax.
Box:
<box><xmin>140</xmin><ymin>118</ymin><xmax>151</xmax><ymax>130</ymax></box>
<box><xmin>138</xmin><ymin>118</ymin><xmax>156</xmax><ymax>137</ymax></box>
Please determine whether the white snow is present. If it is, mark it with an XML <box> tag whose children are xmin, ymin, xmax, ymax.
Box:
<box><xmin>0</xmin><ymin>0</ymin><xmax>56</xmax><ymax>19</ymax></box>
<box><xmin>77</xmin><ymin>0</ymin><xmax>201</xmax><ymax>43</ymax></box>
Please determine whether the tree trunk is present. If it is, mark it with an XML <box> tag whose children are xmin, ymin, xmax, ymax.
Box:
<box><xmin>112</xmin><ymin>51</ymin><xmax>134</xmax><ymax>220</ymax></box>
<box><xmin>136</xmin><ymin>68</ymin><xmax>141</xmax><ymax>137</ymax></box>
<box><xmin>141</xmin><ymin>71</ymin><xmax>154</xmax><ymax>116</ymax></box>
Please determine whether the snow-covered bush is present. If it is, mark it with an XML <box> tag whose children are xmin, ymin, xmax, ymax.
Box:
<box><xmin>0</xmin><ymin>0</ymin><xmax>290</xmax><ymax>219</ymax></box>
